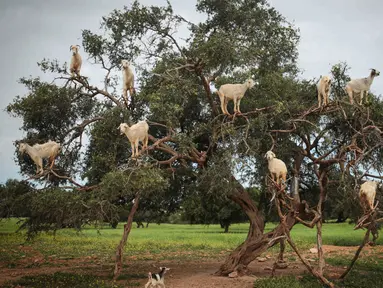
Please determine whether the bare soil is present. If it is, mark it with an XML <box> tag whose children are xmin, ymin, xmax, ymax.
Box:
<box><xmin>0</xmin><ymin>245</ymin><xmax>376</xmax><ymax>288</ymax></box>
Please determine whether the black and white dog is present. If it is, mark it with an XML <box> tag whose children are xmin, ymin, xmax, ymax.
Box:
<box><xmin>144</xmin><ymin>267</ymin><xmax>170</xmax><ymax>288</ymax></box>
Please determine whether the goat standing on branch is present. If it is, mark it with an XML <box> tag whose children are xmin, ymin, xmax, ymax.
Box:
<box><xmin>18</xmin><ymin>140</ymin><xmax>61</xmax><ymax>175</ymax></box>
<box><xmin>345</xmin><ymin>68</ymin><xmax>380</xmax><ymax>105</ymax></box>
<box><xmin>265</xmin><ymin>150</ymin><xmax>287</xmax><ymax>191</ymax></box>
<box><xmin>317</xmin><ymin>75</ymin><xmax>331</xmax><ymax>108</ymax></box>
<box><xmin>145</xmin><ymin>267</ymin><xmax>170</xmax><ymax>288</ymax></box>
<box><xmin>118</xmin><ymin>121</ymin><xmax>149</xmax><ymax>158</ymax></box>
<box><xmin>217</xmin><ymin>78</ymin><xmax>255</xmax><ymax>115</ymax></box>
<box><xmin>359</xmin><ymin>180</ymin><xmax>381</xmax><ymax>213</ymax></box>
<box><xmin>121</xmin><ymin>60</ymin><xmax>135</xmax><ymax>108</ymax></box>
<box><xmin>69</xmin><ymin>45</ymin><xmax>82</xmax><ymax>78</ymax></box>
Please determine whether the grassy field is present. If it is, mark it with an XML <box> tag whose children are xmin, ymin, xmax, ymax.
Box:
<box><xmin>1</xmin><ymin>219</ymin><xmax>383</xmax><ymax>287</ymax></box>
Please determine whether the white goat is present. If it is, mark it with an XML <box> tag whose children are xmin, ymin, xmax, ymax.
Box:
<box><xmin>18</xmin><ymin>140</ymin><xmax>61</xmax><ymax>174</ymax></box>
<box><xmin>217</xmin><ymin>78</ymin><xmax>255</xmax><ymax>115</ymax></box>
<box><xmin>118</xmin><ymin>120</ymin><xmax>149</xmax><ymax>158</ymax></box>
<box><xmin>69</xmin><ymin>45</ymin><xmax>82</xmax><ymax>77</ymax></box>
<box><xmin>264</xmin><ymin>150</ymin><xmax>287</xmax><ymax>187</ymax></box>
<box><xmin>145</xmin><ymin>267</ymin><xmax>170</xmax><ymax>288</ymax></box>
<box><xmin>317</xmin><ymin>75</ymin><xmax>331</xmax><ymax>108</ymax></box>
<box><xmin>345</xmin><ymin>69</ymin><xmax>380</xmax><ymax>105</ymax></box>
<box><xmin>121</xmin><ymin>60</ymin><xmax>135</xmax><ymax>107</ymax></box>
<box><xmin>359</xmin><ymin>181</ymin><xmax>381</xmax><ymax>213</ymax></box>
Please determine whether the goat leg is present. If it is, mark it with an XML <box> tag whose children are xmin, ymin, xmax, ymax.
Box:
<box><xmin>233</xmin><ymin>97</ymin><xmax>238</xmax><ymax>114</ymax></box>
<box><xmin>49</xmin><ymin>155</ymin><xmax>55</xmax><ymax>169</ymax></box>
<box><xmin>218</xmin><ymin>91</ymin><xmax>228</xmax><ymax>115</ymax></box>
<box><xmin>359</xmin><ymin>91</ymin><xmax>364</xmax><ymax>105</ymax></box>
<box><xmin>122</xmin><ymin>89</ymin><xmax>129</xmax><ymax>108</ymax></box>
<box><xmin>237</xmin><ymin>98</ymin><xmax>242</xmax><ymax>114</ymax></box>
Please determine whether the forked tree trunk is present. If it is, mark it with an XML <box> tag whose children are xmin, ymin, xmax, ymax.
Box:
<box><xmin>113</xmin><ymin>194</ymin><xmax>140</xmax><ymax>280</ymax></box>
<box><xmin>216</xmin><ymin>176</ymin><xmax>300</xmax><ymax>276</ymax></box>
<box><xmin>216</xmin><ymin>153</ymin><xmax>304</xmax><ymax>276</ymax></box>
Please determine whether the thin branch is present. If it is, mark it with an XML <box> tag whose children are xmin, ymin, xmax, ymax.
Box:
<box><xmin>340</xmin><ymin>212</ymin><xmax>377</xmax><ymax>279</ymax></box>
<box><xmin>56</xmin><ymin>76</ymin><xmax>123</xmax><ymax>108</ymax></box>
<box><xmin>50</xmin><ymin>170</ymin><xmax>86</xmax><ymax>188</ymax></box>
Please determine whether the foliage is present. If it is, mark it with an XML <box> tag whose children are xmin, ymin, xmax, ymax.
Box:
<box><xmin>13</xmin><ymin>165</ymin><xmax>168</xmax><ymax>238</ymax></box>
<box><xmin>0</xmin><ymin>179</ymin><xmax>34</xmax><ymax>218</ymax></box>
<box><xmin>182</xmin><ymin>185</ymin><xmax>261</xmax><ymax>232</ymax></box>
<box><xmin>4</xmin><ymin>0</ymin><xmax>305</xmax><ymax>237</ymax></box>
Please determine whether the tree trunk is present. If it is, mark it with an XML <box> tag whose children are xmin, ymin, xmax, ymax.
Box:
<box><xmin>146</xmin><ymin>222</ymin><xmax>150</xmax><ymax>228</ymax></box>
<box><xmin>216</xmin><ymin>176</ymin><xmax>300</xmax><ymax>276</ymax></box>
<box><xmin>316</xmin><ymin>165</ymin><xmax>329</xmax><ymax>276</ymax></box>
<box><xmin>113</xmin><ymin>194</ymin><xmax>140</xmax><ymax>280</ymax></box>
<box><xmin>224</xmin><ymin>223</ymin><xmax>230</xmax><ymax>233</ymax></box>
<box><xmin>216</xmin><ymin>152</ymin><xmax>304</xmax><ymax>276</ymax></box>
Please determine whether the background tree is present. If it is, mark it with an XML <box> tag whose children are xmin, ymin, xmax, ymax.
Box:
<box><xmin>0</xmin><ymin>179</ymin><xmax>34</xmax><ymax>219</ymax></box>
<box><xmin>182</xmin><ymin>185</ymin><xmax>260</xmax><ymax>233</ymax></box>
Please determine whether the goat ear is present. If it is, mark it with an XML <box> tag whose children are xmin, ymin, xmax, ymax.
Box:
<box><xmin>76</xmin><ymin>45</ymin><xmax>80</xmax><ymax>49</ymax></box>
<box><xmin>69</xmin><ymin>45</ymin><xmax>73</xmax><ymax>51</ymax></box>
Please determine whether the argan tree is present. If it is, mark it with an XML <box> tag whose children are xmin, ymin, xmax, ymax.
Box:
<box><xmin>6</xmin><ymin>0</ymin><xmax>383</xmax><ymax>286</ymax></box>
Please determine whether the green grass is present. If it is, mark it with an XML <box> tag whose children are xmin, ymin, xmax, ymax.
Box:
<box><xmin>327</xmin><ymin>254</ymin><xmax>383</xmax><ymax>273</ymax></box>
<box><xmin>1</xmin><ymin>219</ymin><xmax>383</xmax><ymax>288</ymax></box>
<box><xmin>254</xmin><ymin>271</ymin><xmax>383</xmax><ymax>288</ymax></box>
<box><xmin>254</xmin><ymin>275</ymin><xmax>322</xmax><ymax>288</ymax></box>
<box><xmin>0</xmin><ymin>219</ymin><xmax>381</xmax><ymax>263</ymax></box>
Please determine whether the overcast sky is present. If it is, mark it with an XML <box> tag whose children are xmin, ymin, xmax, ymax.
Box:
<box><xmin>0</xmin><ymin>0</ymin><xmax>382</xmax><ymax>183</ymax></box>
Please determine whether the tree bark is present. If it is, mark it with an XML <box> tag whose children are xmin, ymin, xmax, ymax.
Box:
<box><xmin>216</xmin><ymin>152</ymin><xmax>306</xmax><ymax>276</ymax></box>
<box><xmin>215</xmin><ymin>176</ymin><xmax>300</xmax><ymax>276</ymax></box>
<box><xmin>113</xmin><ymin>194</ymin><xmax>140</xmax><ymax>280</ymax></box>
<box><xmin>316</xmin><ymin>165</ymin><xmax>329</xmax><ymax>276</ymax></box>
<box><xmin>291</xmin><ymin>151</ymin><xmax>303</xmax><ymax>202</ymax></box>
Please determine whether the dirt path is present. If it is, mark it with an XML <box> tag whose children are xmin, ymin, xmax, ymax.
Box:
<box><xmin>137</xmin><ymin>260</ymin><xmax>306</xmax><ymax>288</ymax></box>
<box><xmin>1</xmin><ymin>245</ymin><xmax>371</xmax><ymax>287</ymax></box>
<box><xmin>0</xmin><ymin>257</ymin><xmax>305</xmax><ymax>287</ymax></box>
